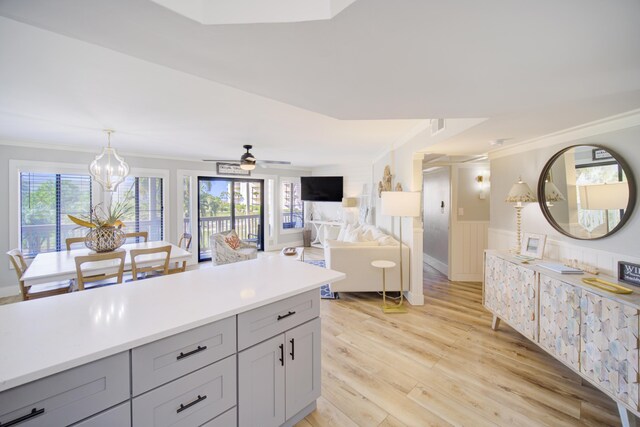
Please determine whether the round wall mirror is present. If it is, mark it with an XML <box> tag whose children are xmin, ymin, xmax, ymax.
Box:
<box><xmin>538</xmin><ymin>145</ymin><xmax>636</xmax><ymax>240</ymax></box>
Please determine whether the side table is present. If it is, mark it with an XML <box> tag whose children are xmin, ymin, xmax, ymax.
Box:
<box><xmin>371</xmin><ymin>260</ymin><xmax>407</xmax><ymax>313</ymax></box>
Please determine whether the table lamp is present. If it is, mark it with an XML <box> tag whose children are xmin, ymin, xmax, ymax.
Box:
<box><xmin>380</xmin><ymin>191</ymin><xmax>421</xmax><ymax>313</ymax></box>
<box><xmin>578</xmin><ymin>182</ymin><xmax>628</xmax><ymax>232</ymax></box>
<box><xmin>505</xmin><ymin>177</ymin><xmax>537</xmax><ymax>254</ymax></box>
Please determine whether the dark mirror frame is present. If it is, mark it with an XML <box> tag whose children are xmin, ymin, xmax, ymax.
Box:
<box><xmin>537</xmin><ymin>144</ymin><xmax>637</xmax><ymax>240</ymax></box>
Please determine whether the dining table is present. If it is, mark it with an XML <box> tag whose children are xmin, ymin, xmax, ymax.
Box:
<box><xmin>21</xmin><ymin>241</ymin><xmax>192</xmax><ymax>286</ymax></box>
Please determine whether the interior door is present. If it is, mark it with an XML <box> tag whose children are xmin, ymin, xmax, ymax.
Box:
<box><xmin>198</xmin><ymin>177</ymin><xmax>264</xmax><ymax>262</ymax></box>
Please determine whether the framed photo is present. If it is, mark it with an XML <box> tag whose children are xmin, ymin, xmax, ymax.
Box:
<box><xmin>216</xmin><ymin>162</ymin><xmax>250</xmax><ymax>176</ymax></box>
<box><xmin>521</xmin><ymin>232</ymin><xmax>546</xmax><ymax>259</ymax></box>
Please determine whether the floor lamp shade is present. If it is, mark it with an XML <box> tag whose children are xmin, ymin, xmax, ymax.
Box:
<box><xmin>381</xmin><ymin>191</ymin><xmax>421</xmax><ymax>217</ymax></box>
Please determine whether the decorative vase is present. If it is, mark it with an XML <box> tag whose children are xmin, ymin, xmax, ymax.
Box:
<box><xmin>85</xmin><ymin>226</ymin><xmax>126</xmax><ymax>252</ymax></box>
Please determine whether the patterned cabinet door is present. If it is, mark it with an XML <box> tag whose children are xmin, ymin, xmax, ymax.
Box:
<box><xmin>505</xmin><ymin>262</ymin><xmax>537</xmax><ymax>340</ymax></box>
<box><xmin>539</xmin><ymin>275</ymin><xmax>581</xmax><ymax>370</ymax></box>
<box><xmin>580</xmin><ymin>291</ymin><xmax>639</xmax><ymax>409</ymax></box>
<box><xmin>484</xmin><ymin>255</ymin><xmax>507</xmax><ymax>317</ymax></box>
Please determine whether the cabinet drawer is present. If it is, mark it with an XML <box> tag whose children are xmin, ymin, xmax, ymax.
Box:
<box><xmin>132</xmin><ymin>317</ymin><xmax>236</xmax><ymax>396</ymax></box>
<box><xmin>132</xmin><ymin>355</ymin><xmax>236</xmax><ymax>427</ymax></box>
<box><xmin>0</xmin><ymin>352</ymin><xmax>129</xmax><ymax>427</ymax></box>
<box><xmin>202</xmin><ymin>407</ymin><xmax>237</xmax><ymax>427</ymax></box>
<box><xmin>71</xmin><ymin>402</ymin><xmax>131</xmax><ymax>427</ymax></box>
<box><xmin>238</xmin><ymin>289</ymin><xmax>319</xmax><ymax>350</ymax></box>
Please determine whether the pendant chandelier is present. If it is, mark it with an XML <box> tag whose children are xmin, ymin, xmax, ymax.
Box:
<box><xmin>89</xmin><ymin>130</ymin><xmax>130</xmax><ymax>192</ymax></box>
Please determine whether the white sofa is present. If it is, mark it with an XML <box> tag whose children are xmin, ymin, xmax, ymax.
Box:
<box><xmin>323</xmin><ymin>224</ymin><xmax>410</xmax><ymax>293</ymax></box>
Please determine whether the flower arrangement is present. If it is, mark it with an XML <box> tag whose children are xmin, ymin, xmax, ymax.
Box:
<box><xmin>68</xmin><ymin>195</ymin><xmax>134</xmax><ymax>252</ymax></box>
<box><xmin>67</xmin><ymin>198</ymin><xmax>132</xmax><ymax>229</ymax></box>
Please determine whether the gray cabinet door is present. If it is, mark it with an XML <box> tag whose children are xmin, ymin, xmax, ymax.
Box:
<box><xmin>71</xmin><ymin>402</ymin><xmax>131</xmax><ymax>427</ymax></box>
<box><xmin>238</xmin><ymin>335</ymin><xmax>285</xmax><ymax>427</ymax></box>
<box><xmin>285</xmin><ymin>318</ymin><xmax>321</xmax><ymax>420</ymax></box>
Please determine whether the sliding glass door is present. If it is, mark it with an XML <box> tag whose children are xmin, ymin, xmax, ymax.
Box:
<box><xmin>198</xmin><ymin>177</ymin><xmax>264</xmax><ymax>262</ymax></box>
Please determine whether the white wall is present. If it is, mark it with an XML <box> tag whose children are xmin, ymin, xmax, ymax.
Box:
<box><xmin>371</xmin><ymin>118</ymin><xmax>486</xmax><ymax>305</ymax></box>
<box><xmin>309</xmin><ymin>164</ymin><xmax>372</xmax><ymax>224</ymax></box>
<box><xmin>0</xmin><ymin>142</ymin><xmax>310</xmax><ymax>295</ymax></box>
<box><xmin>423</xmin><ymin>167</ymin><xmax>450</xmax><ymax>275</ymax></box>
<box><xmin>488</xmin><ymin>112</ymin><xmax>640</xmax><ymax>276</ymax></box>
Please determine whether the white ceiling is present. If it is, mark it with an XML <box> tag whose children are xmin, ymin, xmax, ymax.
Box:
<box><xmin>150</xmin><ymin>0</ymin><xmax>358</xmax><ymax>25</ymax></box>
<box><xmin>0</xmin><ymin>0</ymin><xmax>639</xmax><ymax>164</ymax></box>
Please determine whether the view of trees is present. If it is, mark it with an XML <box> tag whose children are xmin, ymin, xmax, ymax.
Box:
<box><xmin>20</xmin><ymin>173</ymin><xmax>92</xmax><ymax>255</ymax></box>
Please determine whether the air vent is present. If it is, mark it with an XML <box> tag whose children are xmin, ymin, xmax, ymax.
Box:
<box><xmin>431</xmin><ymin>119</ymin><xmax>445</xmax><ymax>135</ymax></box>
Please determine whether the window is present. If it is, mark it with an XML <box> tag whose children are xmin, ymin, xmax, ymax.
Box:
<box><xmin>19</xmin><ymin>172</ymin><xmax>92</xmax><ymax>256</ymax></box>
<box><xmin>113</xmin><ymin>176</ymin><xmax>164</xmax><ymax>241</ymax></box>
<box><xmin>281</xmin><ymin>180</ymin><xmax>304</xmax><ymax>230</ymax></box>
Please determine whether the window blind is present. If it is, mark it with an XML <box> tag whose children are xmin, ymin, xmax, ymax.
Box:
<box><xmin>20</xmin><ymin>172</ymin><xmax>92</xmax><ymax>256</ymax></box>
<box><xmin>114</xmin><ymin>176</ymin><xmax>164</xmax><ymax>242</ymax></box>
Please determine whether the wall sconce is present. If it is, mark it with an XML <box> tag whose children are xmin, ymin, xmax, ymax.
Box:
<box><xmin>475</xmin><ymin>174</ymin><xmax>488</xmax><ymax>200</ymax></box>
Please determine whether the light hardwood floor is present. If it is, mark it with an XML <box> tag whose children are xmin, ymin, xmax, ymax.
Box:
<box><xmin>0</xmin><ymin>248</ymin><xmax>624</xmax><ymax>426</ymax></box>
<box><xmin>296</xmin><ymin>250</ymin><xmax>622</xmax><ymax>427</ymax></box>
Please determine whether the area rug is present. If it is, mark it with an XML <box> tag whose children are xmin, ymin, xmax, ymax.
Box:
<box><xmin>305</xmin><ymin>259</ymin><xmax>339</xmax><ymax>300</ymax></box>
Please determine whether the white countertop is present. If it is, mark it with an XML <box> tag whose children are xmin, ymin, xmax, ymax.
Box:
<box><xmin>0</xmin><ymin>256</ymin><xmax>345</xmax><ymax>392</ymax></box>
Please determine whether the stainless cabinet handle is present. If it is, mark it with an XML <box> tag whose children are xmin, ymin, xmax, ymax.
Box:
<box><xmin>0</xmin><ymin>408</ymin><xmax>45</xmax><ymax>426</ymax></box>
<box><xmin>177</xmin><ymin>395</ymin><xmax>207</xmax><ymax>414</ymax></box>
<box><xmin>277</xmin><ymin>311</ymin><xmax>296</xmax><ymax>321</ymax></box>
<box><xmin>177</xmin><ymin>345</ymin><xmax>207</xmax><ymax>360</ymax></box>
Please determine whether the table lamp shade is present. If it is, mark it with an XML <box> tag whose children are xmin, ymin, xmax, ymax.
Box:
<box><xmin>381</xmin><ymin>191</ymin><xmax>421</xmax><ymax>217</ymax></box>
<box><xmin>579</xmin><ymin>182</ymin><xmax>629</xmax><ymax>210</ymax></box>
<box><xmin>341</xmin><ymin>197</ymin><xmax>357</xmax><ymax>208</ymax></box>
<box><xmin>545</xmin><ymin>181</ymin><xmax>566</xmax><ymax>202</ymax></box>
<box><xmin>505</xmin><ymin>180</ymin><xmax>537</xmax><ymax>203</ymax></box>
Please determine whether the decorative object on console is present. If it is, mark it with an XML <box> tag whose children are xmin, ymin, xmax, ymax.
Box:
<box><xmin>89</xmin><ymin>130</ymin><xmax>130</xmax><ymax>192</ymax></box>
<box><xmin>538</xmin><ymin>144</ymin><xmax>636</xmax><ymax>240</ymax></box>
<box><xmin>380</xmin><ymin>191</ymin><xmax>421</xmax><ymax>313</ymax></box>
<box><xmin>581</xmin><ymin>277</ymin><xmax>633</xmax><ymax>294</ymax></box>
<box><xmin>538</xmin><ymin>262</ymin><xmax>583</xmax><ymax>275</ymax></box>
<box><xmin>520</xmin><ymin>232</ymin><xmax>546</xmax><ymax>259</ymax></box>
<box><xmin>394</xmin><ymin>183</ymin><xmax>403</xmax><ymax>191</ymax></box>
<box><xmin>378</xmin><ymin>165</ymin><xmax>392</xmax><ymax>197</ymax></box>
<box><xmin>341</xmin><ymin>197</ymin><xmax>357</xmax><ymax>208</ymax></box>
<box><xmin>619</xmin><ymin>261</ymin><xmax>640</xmax><ymax>287</ymax></box>
<box><xmin>505</xmin><ymin>177</ymin><xmax>537</xmax><ymax>254</ymax></box>
<box><xmin>564</xmin><ymin>258</ymin><xmax>599</xmax><ymax>275</ymax></box>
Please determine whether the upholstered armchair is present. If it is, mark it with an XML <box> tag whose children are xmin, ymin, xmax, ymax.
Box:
<box><xmin>210</xmin><ymin>232</ymin><xmax>258</xmax><ymax>266</ymax></box>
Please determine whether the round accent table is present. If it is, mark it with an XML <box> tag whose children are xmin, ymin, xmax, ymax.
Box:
<box><xmin>371</xmin><ymin>260</ymin><xmax>406</xmax><ymax>313</ymax></box>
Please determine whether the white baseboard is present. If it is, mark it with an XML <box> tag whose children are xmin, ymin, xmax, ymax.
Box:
<box><xmin>0</xmin><ymin>285</ymin><xmax>19</xmax><ymax>298</ymax></box>
<box><xmin>423</xmin><ymin>253</ymin><xmax>448</xmax><ymax>277</ymax></box>
<box><xmin>406</xmin><ymin>290</ymin><xmax>424</xmax><ymax>306</ymax></box>
<box><xmin>449</xmin><ymin>273</ymin><xmax>483</xmax><ymax>282</ymax></box>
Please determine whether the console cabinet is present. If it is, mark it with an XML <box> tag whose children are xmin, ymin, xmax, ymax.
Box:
<box><xmin>484</xmin><ymin>251</ymin><xmax>640</xmax><ymax>426</ymax></box>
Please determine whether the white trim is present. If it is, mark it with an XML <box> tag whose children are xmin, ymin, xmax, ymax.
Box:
<box><xmin>423</xmin><ymin>253</ymin><xmax>448</xmax><ymax>276</ymax></box>
<box><xmin>278</xmin><ymin>177</ymin><xmax>305</xmax><ymax>236</ymax></box>
<box><xmin>489</xmin><ymin>109</ymin><xmax>640</xmax><ymax>160</ymax></box>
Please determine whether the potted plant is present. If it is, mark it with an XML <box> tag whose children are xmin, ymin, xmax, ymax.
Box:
<box><xmin>68</xmin><ymin>197</ymin><xmax>133</xmax><ymax>252</ymax></box>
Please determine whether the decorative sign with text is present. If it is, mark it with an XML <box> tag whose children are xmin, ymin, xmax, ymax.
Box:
<box><xmin>592</xmin><ymin>148</ymin><xmax>613</xmax><ymax>161</ymax></box>
<box><xmin>619</xmin><ymin>261</ymin><xmax>640</xmax><ymax>287</ymax></box>
<box><xmin>216</xmin><ymin>162</ymin><xmax>251</xmax><ymax>176</ymax></box>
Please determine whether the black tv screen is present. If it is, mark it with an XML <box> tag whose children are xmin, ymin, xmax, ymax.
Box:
<box><xmin>301</xmin><ymin>176</ymin><xmax>343</xmax><ymax>202</ymax></box>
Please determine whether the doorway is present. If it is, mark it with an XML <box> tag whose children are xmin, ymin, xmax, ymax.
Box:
<box><xmin>198</xmin><ymin>177</ymin><xmax>264</xmax><ymax>262</ymax></box>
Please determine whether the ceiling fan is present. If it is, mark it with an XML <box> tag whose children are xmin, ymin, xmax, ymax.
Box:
<box><xmin>203</xmin><ymin>145</ymin><xmax>291</xmax><ymax>170</ymax></box>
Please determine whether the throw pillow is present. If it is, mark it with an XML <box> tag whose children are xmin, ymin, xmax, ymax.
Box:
<box><xmin>224</xmin><ymin>231</ymin><xmax>241</xmax><ymax>250</ymax></box>
<box><xmin>343</xmin><ymin>227</ymin><xmax>362</xmax><ymax>243</ymax></box>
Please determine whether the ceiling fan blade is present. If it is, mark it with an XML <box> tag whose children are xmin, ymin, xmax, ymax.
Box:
<box><xmin>202</xmin><ymin>159</ymin><xmax>238</xmax><ymax>162</ymax></box>
<box><xmin>256</xmin><ymin>160</ymin><xmax>291</xmax><ymax>165</ymax></box>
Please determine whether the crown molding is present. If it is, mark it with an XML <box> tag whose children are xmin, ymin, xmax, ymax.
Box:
<box><xmin>489</xmin><ymin>108</ymin><xmax>640</xmax><ymax>160</ymax></box>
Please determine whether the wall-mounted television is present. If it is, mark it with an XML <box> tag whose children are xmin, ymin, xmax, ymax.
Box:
<box><xmin>301</xmin><ymin>176</ymin><xmax>343</xmax><ymax>202</ymax></box>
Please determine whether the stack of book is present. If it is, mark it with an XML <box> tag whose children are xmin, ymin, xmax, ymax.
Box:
<box><xmin>538</xmin><ymin>263</ymin><xmax>584</xmax><ymax>274</ymax></box>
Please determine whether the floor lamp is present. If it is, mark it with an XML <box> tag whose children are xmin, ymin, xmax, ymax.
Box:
<box><xmin>380</xmin><ymin>191</ymin><xmax>421</xmax><ymax>313</ymax></box>
<box><xmin>505</xmin><ymin>177</ymin><xmax>537</xmax><ymax>254</ymax></box>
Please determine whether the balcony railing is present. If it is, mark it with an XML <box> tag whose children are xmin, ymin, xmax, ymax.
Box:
<box><xmin>20</xmin><ymin>220</ymin><xmax>163</xmax><ymax>257</ymax></box>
